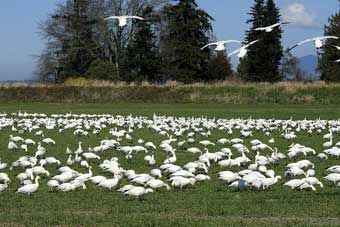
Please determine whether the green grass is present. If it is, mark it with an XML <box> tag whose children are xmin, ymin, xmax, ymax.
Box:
<box><xmin>1</xmin><ymin>102</ymin><xmax>340</xmax><ymax>119</ymax></box>
<box><xmin>0</xmin><ymin>103</ymin><xmax>340</xmax><ymax>227</ymax></box>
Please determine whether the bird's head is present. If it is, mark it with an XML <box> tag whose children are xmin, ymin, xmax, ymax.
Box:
<box><xmin>146</xmin><ymin>188</ymin><xmax>154</xmax><ymax>194</ymax></box>
<box><xmin>190</xmin><ymin>178</ymin><xmax>196</xmax><ymax>185</ymax></box>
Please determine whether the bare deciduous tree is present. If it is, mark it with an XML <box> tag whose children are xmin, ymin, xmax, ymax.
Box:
<box><xmin>36</xmin><ymin>0</ymin><xmax>169</xmax><ymax>82</ymax></box>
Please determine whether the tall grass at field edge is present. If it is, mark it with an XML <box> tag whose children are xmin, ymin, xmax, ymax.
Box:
<box><xmin>0</xmin><ymin>78</ymin><xmax>340</xmax><ymax>104</ymax></box>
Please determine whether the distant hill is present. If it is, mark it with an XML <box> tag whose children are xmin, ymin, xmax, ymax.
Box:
<box><xmin>298</xmin><ymin>55</ymin><xmax>319</xmax><ymax>80</ymax></box>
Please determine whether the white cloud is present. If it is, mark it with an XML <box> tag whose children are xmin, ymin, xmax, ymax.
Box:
<box><xmin>282</xmin><ymin>3</ymin><xmax>321</xmax><ymax>29</ymax></box>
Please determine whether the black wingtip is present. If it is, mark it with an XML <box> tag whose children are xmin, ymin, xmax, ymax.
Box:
<box><xmin>287</xmin><ymin>45</ymin><xmax>298</xmax><ymax>52</ymax></box>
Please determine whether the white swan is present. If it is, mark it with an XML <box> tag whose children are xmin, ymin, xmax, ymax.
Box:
<box><xmin>16</xmin><ymin>176</ymin><xmax>40</xmax><ymax>195</ymax></box>
<box><xmin>324</xmin><ymin>173</ymin><xmax>340</xmax><ymax>184</ymax></box>
<box><xmin>123</xmin><ymin>186</ymin><xmax>153</xmax><ymax>198</ymax></box>
<box><xmin>254</xmin><ymin>22</ymin><xmax>290</xmax><ymax>33</ymax></box>
<box><xmin>150</xmin><ymin>169</ymin><xmax>162</xmax><ymax>178</ymax></box>
<box><xmin>289</xmin><ymin>36</ymin><xmax>339</xmax><ymax>51</ymax></box>
<box><xmin>47</xmin><ymin>180</ymin><xmax>59</xmax><ymax>191</ymax></box>
<box><xmin>104</xmin><ymin>16</ymin><xmax>145</xmax><ymax>27</ymax></box>
<box><xmin>201</xmin><ymin>40</ymin><xmax>242</xmax><ymax>51</ymax></box>
<box><xmin>147</xmin><ymin>179</ymin><xmax>170</xmax><ymax>190</ymax></box>
<box><xmin>42</xmin><ymin>138</ymin><xmax>56</xmax><ymax>145</ymax></box>
<box><xmin>228</xmin><ymin>40</ymin><xmax>260</xmax><ymax>59</ymax></box>
<box><xmin>0</xmin><ymin>183</ymin><xmax>8</xmax><ymax>193</ymax></box>
<box><xmin>97</xmin><ymin>176</ymin><xmax>120</xmax><ymax>190</ymax></box>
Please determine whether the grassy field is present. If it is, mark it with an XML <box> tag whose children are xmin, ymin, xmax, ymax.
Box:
<box><xmin>1</xmin><ymin>102</ymin><xmax>340</xmax><ymax>119</ymax></box>
<box><xmin>0</xmin><ymin>103</ymin><xmax>340</xmax><ymax>227</ymax></box>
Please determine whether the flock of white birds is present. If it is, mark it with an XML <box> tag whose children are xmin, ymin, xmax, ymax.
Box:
<box><xmin>103</xmin><ymin>14</ymin><xmax>340</xmax><ymax>61</ymax></box>
<box><xmin>1</xmin><ymin>112</ymin><xmax>340</xmax><ymax>198</ymax></box>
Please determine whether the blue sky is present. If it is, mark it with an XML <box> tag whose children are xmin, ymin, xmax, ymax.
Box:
<box><xmin>0</xmin><ymin>0</ymin><xmax>338</xmax><ymax>81</ymax></box>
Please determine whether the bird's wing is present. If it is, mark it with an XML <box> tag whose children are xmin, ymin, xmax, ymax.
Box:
<box><xmin>287</xmin><ymin>44</ymin><xmax>299</xmax><ymax>52</ymax></box>
<box><xmin>220</xmin><ymin>40</ymin><xmax>242</xmax><ymax>45</ymax></box>
<box><xmin>201</xmin><ymin>42</ymin><xmax>217</xmax><ymax>50</ymax></box>
<box><xmin>228</xmin><ymin>48</ymin><xmax>241</xmax><ymax>57</ymax></box>
<box><xmin>297</xmin><ymin>38</ymin><xmax>315</xmax><ymax>46</ymax></box>
<box><xmin>126</xmin><ymin>16</ymin><xmax>145</xmax><ymax>20</ymax></box>
<box><xmin>270</xmin><ymin>23</ymin><xmax>281</xmax><ymax>28</ymax></box>
<box><xmin>332</xmin><ymin>45</ymin><xmax>340</xmax><ymax>50</ymax></box>
<box><xmin>320</xmin><ymin>36</ymin><xmax>339</xmax><ymax>40</ymax></box>
<box><xmin>104</xmin><ymin>16</ymin><xmax>120</xmax><ymax>21</ymax></box>
<box><xmin>245</xmin><ymin>40</ymin><xmax>260</xmax><ymax>47</ymax></box>
<box><xmin>254</xmin><ymin>27</ymin><xmax>267</xmax><ymax>31</ymax></box>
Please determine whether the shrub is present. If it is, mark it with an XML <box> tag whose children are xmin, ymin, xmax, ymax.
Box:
<box><xmin>86</xmin><ymin>60</ymin><xmax>119</xmax><ymax>81</ymax></box>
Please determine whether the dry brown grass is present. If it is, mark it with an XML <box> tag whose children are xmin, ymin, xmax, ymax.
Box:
<box><xmin>1</xmin><ymin>78</ymin><xmax>340</xmax><ymax>104</ymax></box>
<box><xmin>1</xmin><ymin>78</ymin><xmax>339</xmax><ymax>90</ymax></box>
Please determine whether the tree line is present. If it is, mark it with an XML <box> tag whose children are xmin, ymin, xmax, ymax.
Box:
<box><xmin>36</xmin><ymin>0</ymin><xmax>340</xmax><ymax>83</ymax></box>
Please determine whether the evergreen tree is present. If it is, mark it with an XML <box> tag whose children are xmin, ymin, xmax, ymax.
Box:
<box><xmin>318</xmin><ymin>3</ymin><xmax>340</xmax><ymax>82</ymax></box>
<box><xmin>262</xmin><ymin>0</ymin><xmax>283</xmax><ymax>82</ymax></box>
<box><xmin>238</xmin><ymin>0</ymin><xmax>283</xmax><ymax>82</ymax></box>
<box><xmin>124</xmin><ymin>6</ymin><xmax>161</xmax><ymax>82</ymax></box>
<box><xmin>238</xmin><ymin>0</ymin><xmax>266</xmax><ymax>82</ymax></box>
<box><xmin>207</xmin><ymin>52</ymin><xmax>233</xmax><ymax>81</ymax></box>
<box><xmin>161</xmin><ymin>0</ymin><xmax>213</xmax><ymax>83</ymax></box>
<box><xmin>61</xmin><ymin>0</ymin><xmax>98</xmax><ymax>80</ymax></box>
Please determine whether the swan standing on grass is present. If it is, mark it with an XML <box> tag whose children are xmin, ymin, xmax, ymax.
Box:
<box><xmin>8</xmin><ymin>141</ymin><xmax>18</xmax><ymax>151</ymax></box>
<box><xmin>123</xmin><ymin>186</ymin><xmax>154</xmax><ymax>198</ymax></box>
<box><xmin>261</xmin><ymin>176</ymin><xmax>281</xmax><ymax>189</ymax></box>
<box><xmin>144</xmin><ymin>155</ymin><xmax>156</xmax><ymax>166</ymax></box>
<box><xmin>0</xmin><ymin>173</ymin><xmax>10</xmax><ymax>184</ymax></box>
<box><xmin>42</xmin><ymin>138</ymin><xmax>56</xmax><ymax>145</ymax></box>
<box><xmin>97</xmin><ymin>176</ymin><xmax>120</xmax><ymax>191</ymax></box>
<box><xmin>0</xmin><ymin>183</ymin><xmax>8</xmax><ymax>192</ymax></box>
<box><xmin>199</xmin><ymin>140</ymin><xmax>215</xmax><ymax>147</ymax></box>
<box><xmin>0</xmin><ymin>162</ymin><xmax>7</xmax><ymax>170</ymax></box>
<box><xmin>104</xmin><ymin>16</ymin><xmax>145</xmax><ymax>27</ymax></box>
<box><xmin>16</xmin><ymin>176</ymin><xmax>40</xmax><ymax>195</ymax></box>
<box><xmin>170</xmin><ymin>177</ymin><xmax>196</xmax><ymax>189</ymax></box>
<box><xmin>323</xmin><ymin>136</ymin><xmax>333</xmax><ymax>148</ymax></box>
<box><xmin>25</xmin><ymin>139</ymin><xmax>36</xmax><ymax>145</ymax></box>
<box><xmin>10</xmin><ymin>135</ymin><xmax>24</xmax><ymax>143</ymax></box>
<box><xmin>324</xmin><ymin>173</ymin><xmax>340</xmax><ymax>184</ymax></box>
<box><xmin>47</xmin><ymin>180</ymin><xmax>59</xmax><ymax>191</ymax></box>
<box><xmin>283</xmin><ymin>179</ymin><xmax>305</xmax><ymax>189</ymax></box>
<box><xmin>147</xmin><ymin>179</ymin><xmax>171</xmax><ymax>190</ymax></box>
<box><xmin>201</xmin><ymin>40</ymin><xmax>242</xmax><ymax>51</ymax></box>
<box><xmin>90</xmin><ymin>176</ymin><xmax>107</xmax><ymax>185</ymax></box>
<box><xmin>150</xmin><ymin>169</ymin><xmax>162</xmax><ymax>178</ymax></box>
<box><xmin>57</xmin><ymin>183</ymin><xmax>76</xmax><ymax>192</ymax></box>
